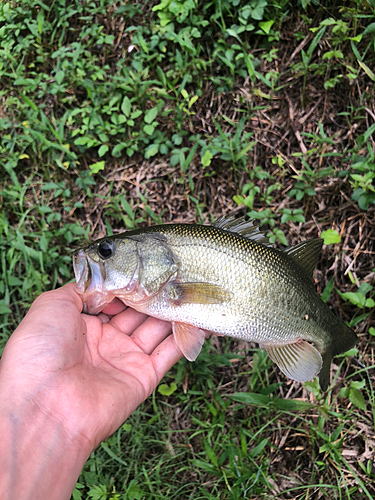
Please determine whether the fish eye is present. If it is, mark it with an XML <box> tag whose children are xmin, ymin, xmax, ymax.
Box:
<box><xmin>98</xmin><ymin>240</ymin><xmax>114</xmax><ymax>260</ymax></box>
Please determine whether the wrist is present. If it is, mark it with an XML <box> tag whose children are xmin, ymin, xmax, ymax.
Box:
<box><xmin>0</xmin><ymin>384</ymin><xmax>93</xmax><ymax>500</ymax></box>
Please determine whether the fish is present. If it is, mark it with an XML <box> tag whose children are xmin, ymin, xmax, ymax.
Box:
<box><xmin>73</xmin><ymin>215</ymin><xmax>357</xmax><ymax>391</ymax></box>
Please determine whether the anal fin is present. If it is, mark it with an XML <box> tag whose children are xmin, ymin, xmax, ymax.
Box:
<box><xmin>264</xmin><ymin>341</ymin><xmax>322</xmax><ymax>383</ymax></box>
<box><xmin>172</xmin><ymin>322</ymin><xmax>206</xmax><ymax>361</ymax></box>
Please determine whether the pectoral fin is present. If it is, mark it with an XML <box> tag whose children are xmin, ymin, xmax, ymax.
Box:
<box><xmin>264</xmin><ymin>341</ymin><xmax>322</xmax><ymax>383</ymax></box>
<box><xmin>172</xmin><ymin>322</ymin><xmax>206</xmax><ymax>361</ymax></box>
<box><xmin>168</xmin><ymin>282</ymin><xmax>232</xmax><ymax>305</ymax></box>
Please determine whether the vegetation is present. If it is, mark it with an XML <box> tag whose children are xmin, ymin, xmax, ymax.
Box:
<box><xmin>1</xmin><ymin>0</ymin><xmax>375</xmax><ymax>498</ymax></box>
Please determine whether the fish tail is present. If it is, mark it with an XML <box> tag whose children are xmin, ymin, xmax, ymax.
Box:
<box><xmin>319</xmin><ymin>319</ymin><xmax>358</xmax><ymax>391</ymax></box>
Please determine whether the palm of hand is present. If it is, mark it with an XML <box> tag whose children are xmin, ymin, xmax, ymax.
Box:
<box><xmin>1</xmin><ymin>284</ymin><xmax>181</xmax><ymax>451</ymax></box>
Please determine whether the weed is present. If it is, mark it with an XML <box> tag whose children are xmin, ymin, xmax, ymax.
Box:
<box><xmin>349</xmin><ymin>154</ymin><xmax>375</xmax><ymax>211</ymax></box>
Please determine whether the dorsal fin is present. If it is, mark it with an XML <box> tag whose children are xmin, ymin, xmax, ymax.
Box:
<box><xmin>212</xmin><ymin>215</ymin><xmax>273</xmax><ymax>247</ymax></box>
<box><xmin>284</xmin><ymin>238</ymin><xmax>323</xmax><ymax>278</ymax></box>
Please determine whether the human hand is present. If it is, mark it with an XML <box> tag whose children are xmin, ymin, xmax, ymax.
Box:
<box><xmin>0</xmin><ymin>283</ymin><xmax>182</xmax><ymax>500</ymax></box>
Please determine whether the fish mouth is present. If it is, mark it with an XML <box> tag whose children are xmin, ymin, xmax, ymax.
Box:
<box><xmin>73</xmin><ymin>249</ymin><xmax>111</xmax><ymax>314</ymax></box>
<box><xmin>73</xmin><ymin>249</ymin><xmax>91</xmax><ymax>293</ymax></box>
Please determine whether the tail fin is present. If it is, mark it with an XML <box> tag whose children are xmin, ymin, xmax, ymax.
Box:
<box><xmin>319</xmin><ymin>320</ymin><xmax>358</xmax><ymax>391</ymax></box>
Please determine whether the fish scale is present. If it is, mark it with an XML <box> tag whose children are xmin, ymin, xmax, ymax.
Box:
<box><xmin>146</xmin><ymin>225</ymin><xmax>326</xmax><ymax>345</ymax></box>
<box><xmin>73</xmin><ymin>216</ymin><xmax>357</xmax><ymax>390</ymax></box>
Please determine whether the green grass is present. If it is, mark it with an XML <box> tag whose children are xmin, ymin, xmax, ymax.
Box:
<box><xmin>1</xmin><ymin>0</ymin><xmax>375</xmax><ymax>498</ymax></box>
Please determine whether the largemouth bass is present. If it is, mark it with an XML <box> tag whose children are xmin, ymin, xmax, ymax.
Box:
<box><xmin>73</xmin><ymin>215</ymin><xmax>357</xmax><ymax>390</ymax></box>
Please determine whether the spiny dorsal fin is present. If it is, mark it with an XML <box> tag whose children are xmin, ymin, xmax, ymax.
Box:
<box><xmin>213</xmin><ymin>215</ymin><xmax>272</xmax><ymax>247</ymax></box>
<box><xmin>283</xmin><ymin>239</ymin><xmax>323</xmax><ymax>278</ymax></box>
<box><xmin>264</xmin><ymin>341</ymin><xmax>322</xmax><ymax>383</ymax></box>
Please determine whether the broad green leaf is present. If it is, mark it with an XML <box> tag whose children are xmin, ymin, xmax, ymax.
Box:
<box><xmin>89</xmin><ymin>161</ymin><xmax>105</xmax><ymax>175</ymax></box>
<box><xmin>37</xmin><ymin>9</ymin><xmax>44</xmax><ymax>34</ymax></box>
<box><xmin>125</xmin><ymin>481</ymin><xmax>145</xmax><ymax>500</ymax></box>
<box><xmin>158</xmin><ymin>382</ymin><xmax>177</xmax><ymax>396</ymax></box>
<box><xmin>272</xmin><ymin>398</ymin><xmax>314</xmax><ymax>411</ymax></box>
<box><xmin>341</xmin><ymin>292</ymin><xmax>365</xmax><ymax>308</ymax></box>
<box><xmin>72</xmin><ymin>487</ymin><xmax>83</xmax><ymax>500</ymax></box>
<box><xmin>201</xmin><ymin>150</ymin><xmax>213</xmax><ymax>167</ymax></box>
<box><xmin>39</xmin><ymin>205</ymin><xmax>52</xmax><ymax>214</ymax></box>
<box><xmin>98</xmin><ymin>133</ymin><xmax>109</xmax><ymax>143</ymax></box>
<box><xmin>321</xmin><ymin>276</ymin><xmax>335</xmax><ymax>303</ymax></box>
<box><xmin>321</xmin><ymin>229</ymin><xmax>341</xmax><ymax>245</ymax></box>
<box><xmin>349</xmin><ymin>388</ymin><xmax>367</xmax><ymax>411</ymax></box>
<box><xmin>157</xmin><ymin>65</ymin><xmax>167</xmax><ymax>86</ymax></box>
<box><xmin>363</xmin><ymin>22</ymin><xmax>375</xmax><ymax>36</ymax></box>
<box><xmin>131</xmin><ymin>110</ymin><xmax>143</xmax><ymax>119</ymax></box>
<box><xmin>0</xmin><ymin>302</ymin><xmax>11</xmax><ymax>314</ymax></box>
<box><xmin>351</xmin><ymin>380</ymin><xmax>366</xmax><ymax>390</ymax></box>
<box><xmin>74</xmin><ymin>136</ymin><xmax>90</xmax><ymax>146</ymax></box>
<box><xmin>335</xmin><ymin>347</ymin><xmax>358</xmax><ymax>358</ymax></box>
<box><xmin>358</xmin><ymin>282</ymin><xmax>373</xmax><ymax>295</ymax></box>
<box><xmin>55</xmin><ymin>70</ymin><xmax>64</xmax><ymax>84</ymax></box>
<box><xmin>42</xmin><ymin>182</ymin><xmax>59</xmax><ymax>190</ymax></box>
<box><xmin>121</xmin><ymin>96</ymin><xmax>131</xmax><ymax>117</ymax></box>
<box><xmin>112</xmin><ymin>143</ymin><xmax>126</xmax><ymax>157</ymax></box>
<box><xmin>272</xmin><ymin>228</ymin><xmax>288</xmax><ymax>246</ymax></box>
<box><xmin>144</xmin><ymin>143</ymin><xmax>159</xmax><ymax>159</ymax></box>
<box><xmin>188</xmin><ymin>95</ymin><xmax>198</xmax><ymax>108</ymax></box>
<box><xmin>11</xmin><ymin>240</ymin><xmax>41</xmax><ymax>260</ymax></box>
<box><xmin>230</xmin><ymin>392</ymin><xmax>314</xmax><ymax>411</ymax></box>
<box><xmin>259</xmin><ymin>20</ymin><xmax>274</xmax><ymax>35</ymax></box>
<box><xmin>98</xmin><ymin>145</ymin><xmax>109</xmax><ymax>157</ymax></box>
<box><xmin>339</xmin><ymin>387</ymin><xmax>350</xmax><ymax>398</ymax></box>
<box><xmin>87</xmin><ymin>484</ymin><xmax>107</xmax><ymax>500</ymax></box>
<box><xmin>152</xmin><ymin>0</ymin><xmax>170</xmax><ymax>12</ymax></box>
<box><xmin>317</xmin><ymin>17</ymin><xmax>337</xmax><ymax>27</ymax></box>
<box><xmin>226</xmin><ymin>28</ymin><xmax>242</xmax><ymax>44</ymax></box>
<box><xmin>233</xmin><ymin>195</ymin><xmax>244</xmax><ymax>206</ymax></box>
<box><xmin>347</xmin><ymin>270</ymin><xmax>358</xmax><ymax>285</ymax></box>
<box><xmin>143</xmin><ymin>124</ymin><xmax>155</xmax><ymax>135</ymax></box>
<box><xmin>144</xmin><ymin>107</ymin><xmax>158</xmax><ymax>124</ymax></box>
<box><xmin>250</xmin><ymin>0</ymin><xmax>267</xmax><ymax>20</ymax></box>
<box><xmin>230</xmin><ymin>392</ymin><xmax>271</xmax><ymax>406</ymax></box>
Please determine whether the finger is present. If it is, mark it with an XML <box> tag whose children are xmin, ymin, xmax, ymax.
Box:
<box><xmin>8</xmin><ymin>283</ymin><xmax>87</xmax><ymax>367</ymax></box>
<box><xmin>109</xmin><ymin>307</ymin><xmax>149</xmax><ymax>335</ymax></box>
<box><xmin>102</xmin><ymin>298</ymin><xmax>127</xmax><ymax>316</ymax></box>
<box><xmin>130</xmin><ymin>316</ymin><xmax>172</xmax><ymax>355</ymax></box>
<box><xmin>98</xmin><ymin>313</ymin><xmax>110</xmax><ymax>324</ymax></box>
<box><xmin>31</xmin><ymin>282</ymin><xmax>83</xmax><ymax>316</ymax></box>
<box><xmin>150</xmin><ymin>334</ymin><xmax>183</xmax><ymax>379</ymax></box>
<box><xmin>15</xmin><ymin>283</ymin><xmax>83</xmax><ymax>341</ymax></box>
